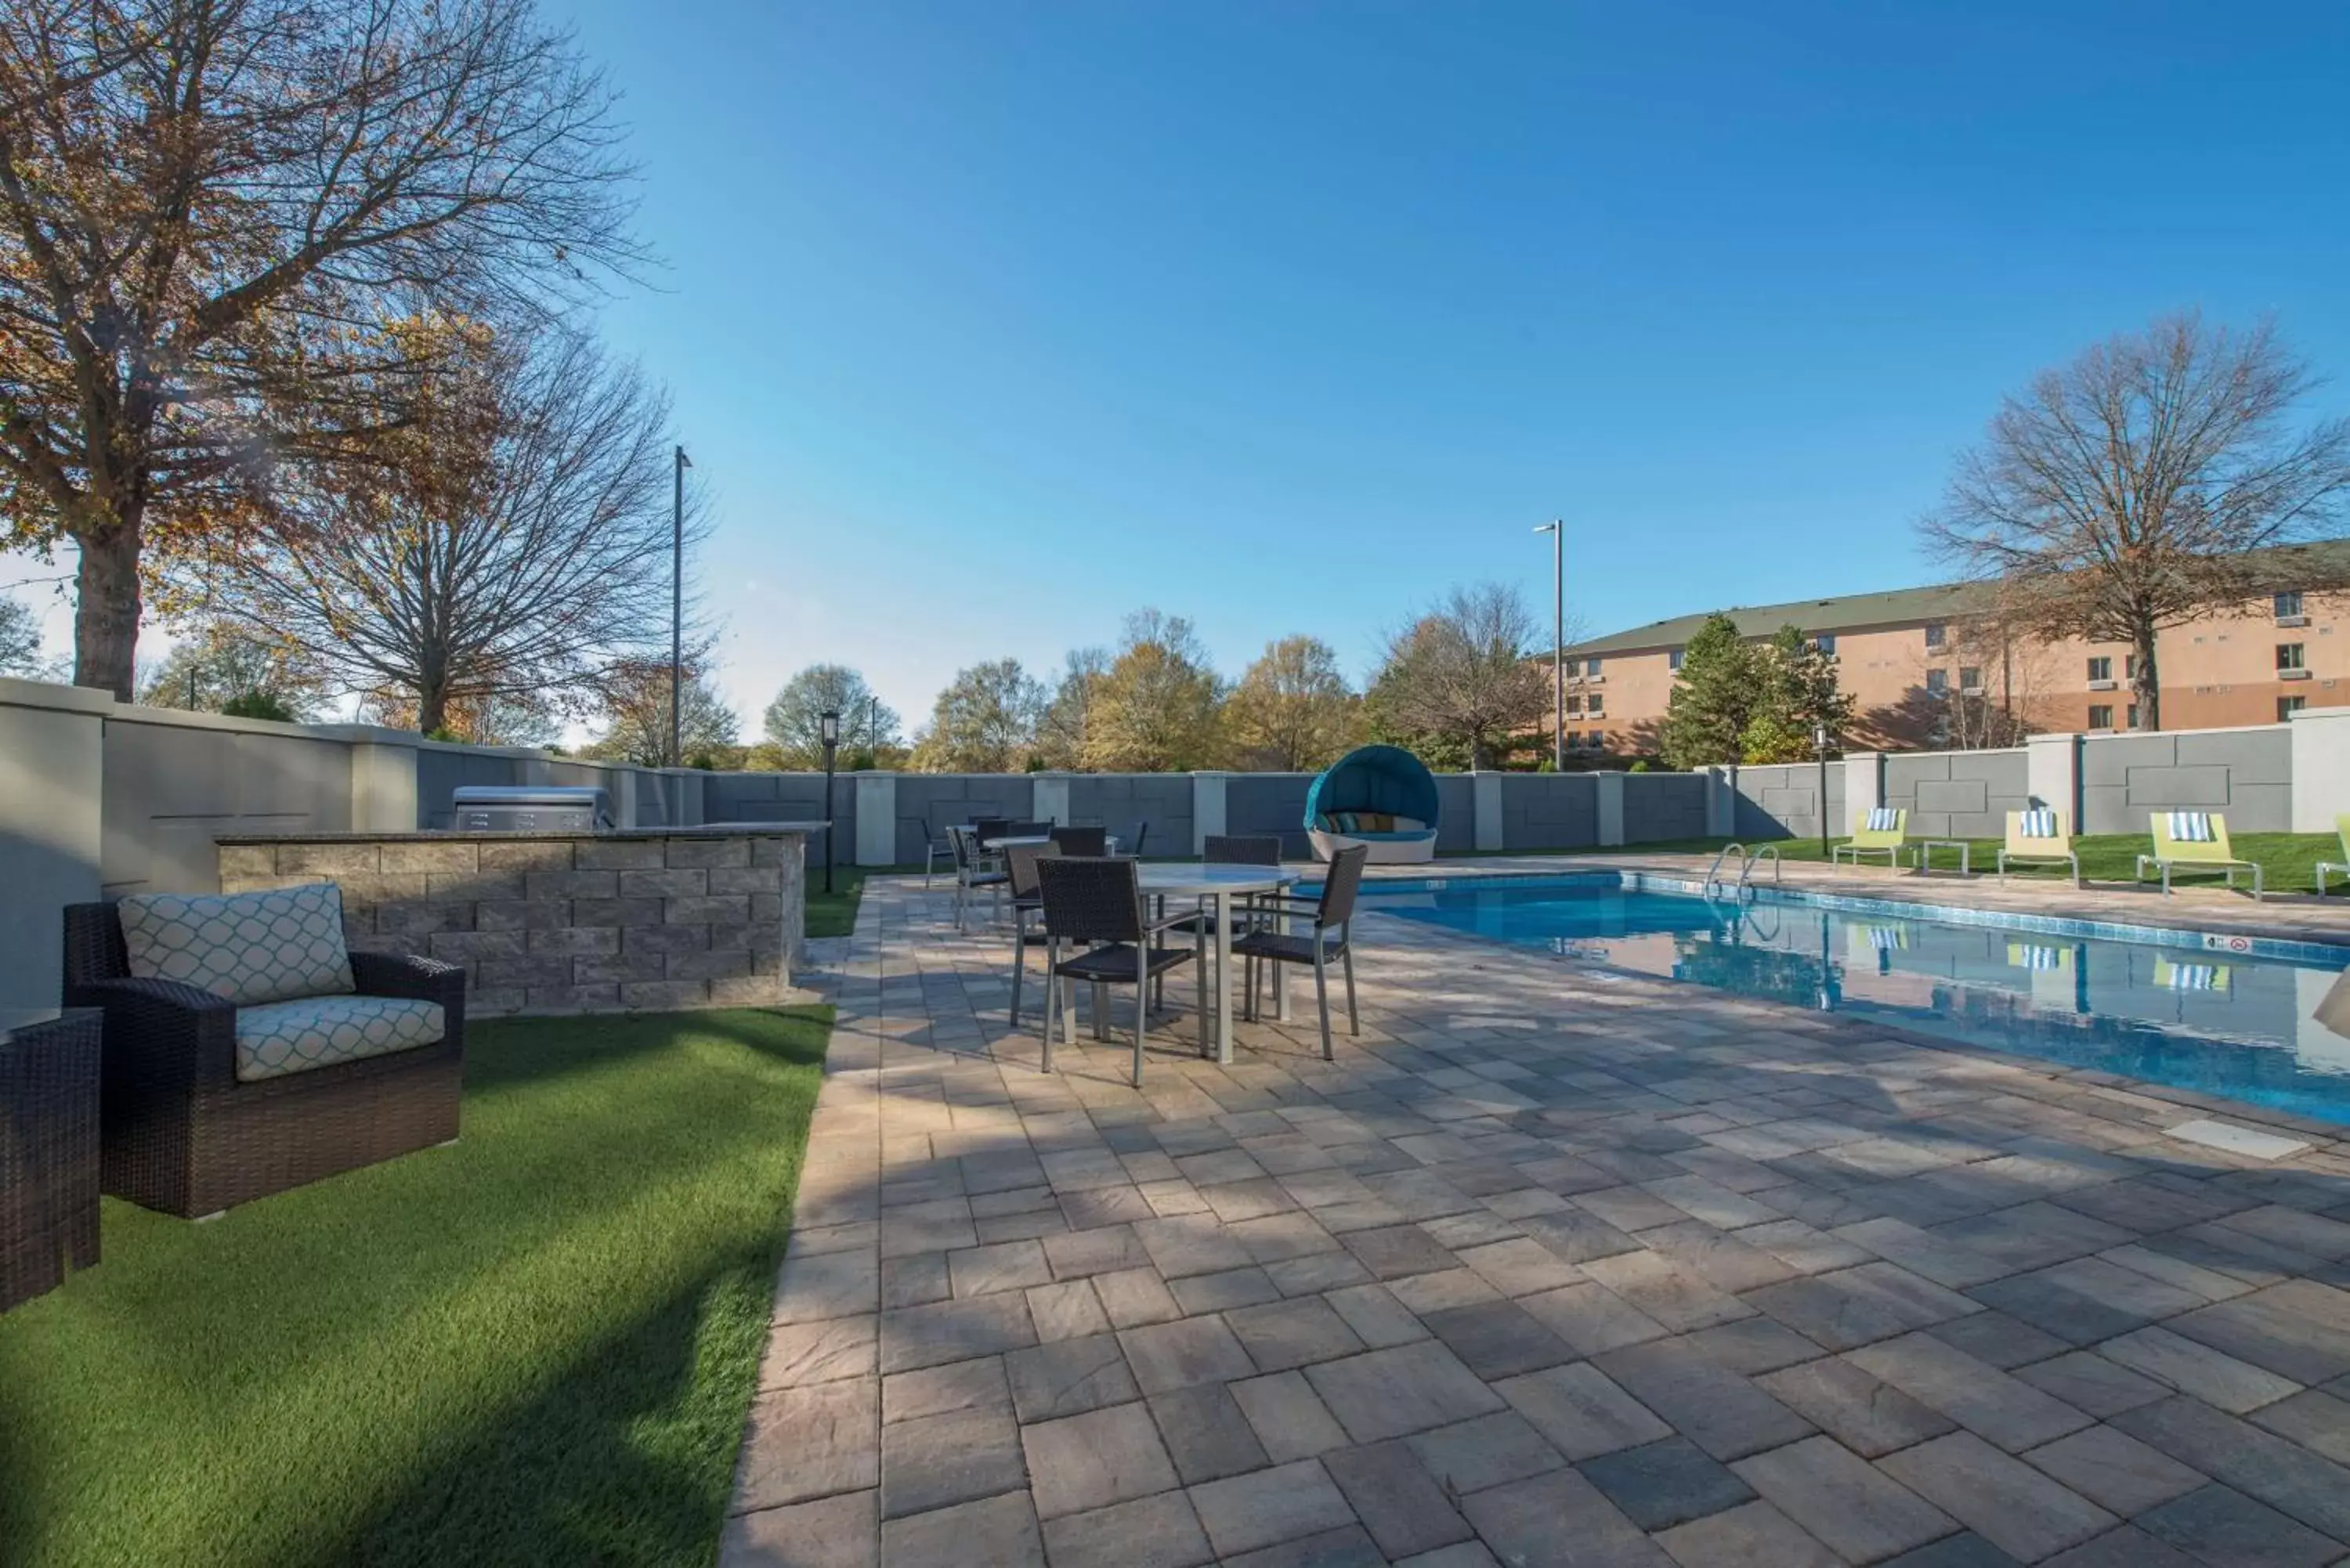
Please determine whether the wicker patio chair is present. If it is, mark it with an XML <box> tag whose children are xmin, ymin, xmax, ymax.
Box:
<box><xmin>1048</xmin><ymin>826</ymin><xmax>1108</xmax><ymax>857</ymax></box>
<box><xmin>1034</xmin><ymin>857</ymin><xmax>1204</xmax><ymax>1087</ymax></box>
<box><xmin>948</xmin><ymin>826</ymin><xmax>1008</xmax><ymax>930</ymax></box>
<box><xmin>1233</xmin><ymin>844</ymin><xmax>1370</xmax><ymax>1061</ymax></box>
<box><xmin>62</xmin><ymin>892</ymin><xmax>465</xmax><ymax>1218</ymax></box>
<box><xmin>1003</xmin><ymin>840</ymin><xmax>1064</xmax><ymax>1028</ymax></box>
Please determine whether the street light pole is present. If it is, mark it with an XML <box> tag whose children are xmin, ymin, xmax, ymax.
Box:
<box><xmin>1535</xmin><ymin>521</ymin><xmax>1564</xmax><ymax>769</ymax></box>
<box><xmin>671</xmin><ymin>444</ymin><xmax>691</xmax><ymax>768</ymax></box>
<box><xmin>1815</xmin><ymin>723</ymin><xmax>1832</xmax><ymax>859</ymax></box>
<box><xmin>819</xmin><ymin>709</ymin><xmax>841</xmax><ymax>894</ymax></box>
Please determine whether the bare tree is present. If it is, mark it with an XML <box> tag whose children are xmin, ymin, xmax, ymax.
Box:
<box><xmin>1367</xmin><ymin>583</ymin><xmax>1546</xmax><ymax>768</ymax></box>
<box><xmin>0</xmin><ymin>0</ymin><xmax>644</xmax><ymax>697</ymax></box>
<box><xmin>912</xmin><ymin>658</ymin><xmax>1046</xmax><ymax>772</ymax></box>
<box><xmin>198</xmin><ymin>326</ymin><xmax>690</xmax><ymax>732</ymax></box>
<box><xmin>763</xmin><ymin>664</ymin><xmax>902</xmax><ymax>769</ymax></box>
<box><xmin>585</xmin><ymin>657</ymin><xmax>738</xmax><ymax>767</ymax></box>
<box><xmin>1032</xmin><ymin>647</ymin><xmax>1108</xmax><ymax>771</ymax></box>
<box><xmin>1923</xmin><ymin>313</ymin><xmax>2350</xmax><ymax>730</ymax></box>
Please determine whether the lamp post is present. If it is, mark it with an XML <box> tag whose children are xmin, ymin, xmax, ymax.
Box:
<box><xmin>1814</xmin><ymin>722</ymin><xmax>1831</xmax><ymax>859</ymax></box>
<box><xmin>671</xmin><ymin>443</ymin><xmax>691</xmax><ymax>768</ymax></box>
<box><xmin>1535</xmin><ymin>519</ymin><xmax>1564</xmax><ymax>770</ymax></box>
<box><xmin>819</xmin><ymin>708</ymin><xmax>841</xmax><ymax>894</ymax></box>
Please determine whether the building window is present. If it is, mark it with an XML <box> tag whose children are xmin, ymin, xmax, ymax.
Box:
<box><xmin>1565</xmin><ymin>695</ymin><xmax>1582</xmax><ymax>715</ymax></box>
<box><xmin>2127</xmin><ymin>703</ymin><xmax>2141</xmax><ymax>729</ymax></box>
<box><xmin>1923</xmin><ymin>623</ymin><xmax>1946</xmax><ymax>649</ymax></box>
<box><xmin>2279</xmin><ymin>643</ymin><xmax>2307</xmax><ymax>671</ymax></box>
<box><xmin>2088</xmin><ymin>704</ymin><xmax>2114</xmax><ymax>730</ymax></box>
<box><xmin>2277</xmin><ymin>591</ymin><xmax>2305</xmax><ymax>620</ymax></box>
<box><xmin>1959</xmin><ymin>667</ymin><xmax>1982</xmax><ymax>690</ymax></box>
<box><xmin>1587</xmin><ymin>697</ymin><xmax>1604</xmax><ymax>717</ymax></box>
<box><xmin>2086</xmin><ymin>656</ymin><xmax>2112</xmax><ymax>682</ymax></box>
<box><xmin>1585</xmin><ymin>656</ymin><xmax>1602</xmax><ymax>676</ymax></box>
<box><xmin>2280</xmin><ymin>695</ymin><xmax>2308</xmax><ymax>721</ymax></box>
<box><xmin>1925</xmin><ymin>668</ymin><xmax>1949</xmax><ymax>695</ymax></box>
<box><xmin>1813</xmin><ymin>634</ymin><xmax>1836</xmax><ymax>656</ymax></box>
<box><xmin>1668</xmin><ymin>649</ymin><xmax>1683</xmax><ymax>672</ymax></box>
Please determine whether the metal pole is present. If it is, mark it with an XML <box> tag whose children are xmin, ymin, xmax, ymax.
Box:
<box><xmin>671</xmin><ymin>444</ymin><xmax>688</xmax><ymax>768</ymax></box>
<box><xmin>822</xmin><ymin>745</ymin><xmax>837</xmax><ymax>894</ymax></box>
<box><xmin>1535</xmin><ymin>520</ymin><xmax>1563</xmax><ymax>768</ymax></box>
<box><xmin>1816</xmin><ymin>725</ymin><xmax>1831</xmax><ymax>859</ymax></box>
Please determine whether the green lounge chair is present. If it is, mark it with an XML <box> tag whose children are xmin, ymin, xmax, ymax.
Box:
<box><xmin>1998</xmin><ymin>809</ymin><xmax>2080</xmax><ymax>885</ymax></box>
<box><xmin>1832</xmin><ymin>807</ymin><xmax>1908</xmax><ymax>870</ymax></box>
<box><xmin>2318</xmin><ymin>815</ymin><xmax>2350</xmax><ymax>897</ymax></box>
<box><xmin>2135</xmin><ymin>811</ymin><xmax>2261</xmax><ymax>898</ymax></box>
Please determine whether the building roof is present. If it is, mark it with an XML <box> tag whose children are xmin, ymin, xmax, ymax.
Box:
<box><xmin>1563</xmin><ymin>537</ymin><xmax>2350</xmax><ymax>658</ymax></box>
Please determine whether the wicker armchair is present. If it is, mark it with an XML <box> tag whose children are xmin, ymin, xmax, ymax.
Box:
<box><xmin>62</xmin><ymin>902</ymin><xmax>466</xmax><ymax>1218</ymax></box>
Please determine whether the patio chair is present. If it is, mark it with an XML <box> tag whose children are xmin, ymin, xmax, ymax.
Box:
<box><xmin>2316</xmin><ymin>815</ymin><xmax>2350</xmax><ymax>896</ymax></box>
<box><xmin>1034</xmin><ymin>857</ymin><xmax>1205</xmax><ymax>1087</ymax></box>
<box><xmin>1832</xmin><ymin>808</ymin><xmax>1909</xmax><ymax>870</ymax></box>
<box><xmin>1126</xmin><ymin>821</ymin><xmax>1150</xmax><ymax>858</ymax></box>
<box><xmin>924</xmin><ymin>827</ymin><xmax>956</xmax><ymax>887</ymax></box>
<box><xmin>1003</xmin><ymin>840</ymin><xmax>1063</xmax><ymax>1028</ymax></box>
<box><xmin>1048</xmin><ymin>825</ymin><xmax>1108</xmax><ymax>857</ymax></box>
<box><xmin>2137</xmin><ymin>811</ymin><xmax>2262</xmax><ymax>898</ymax></box>
<box><xmin>1232</xmin><ymin>844</ymin><xmax>1370</xmax><ymax>1061</ymax></box>
<box><xmin>1155</xmin><ymin>835</ymin><xmax>1285</xmax><ymax>998</ymax></box>
<box><xmin>61</xmin><ymin>885</ymin><xmax>465</xmax><ymax>1218</ymax></box>
<box><xmin>1998</xmin><ymin>808</ymin><xmax>2080</xmax><ymax>885</ymax></box>
<box><xmin>1002</xmin><ymin>820</ymin><xmax>1054</xmax><ymax>841</ymax></box>
<box><xmin>948</xmin><ymin>826</ymin><xmax>1008</xmax><ymax>930</ymax></box>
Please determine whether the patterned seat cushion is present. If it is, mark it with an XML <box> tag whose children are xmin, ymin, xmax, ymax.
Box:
<box><xmin>233</xmin><ymin>995</ymin><xmax>444</xmax><ymax>1084</ymax></box>
<box><xmin>118</xmin><ymin>883</ymin><xmax>356</xmax><ymax>1006</ymax></box>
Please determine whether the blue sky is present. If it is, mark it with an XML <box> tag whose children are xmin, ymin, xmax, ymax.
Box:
<box><xmin>13</xmin><ymin>1</ymin><xmax>2350</xmax><ymax>732</ymax></box>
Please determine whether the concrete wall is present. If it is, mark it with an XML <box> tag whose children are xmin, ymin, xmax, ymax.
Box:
<box><xmin>2078</xmin><ymin>724</ymin><xmax>2293</xmax><ymax>834</ymax></box>
<box><xmin>1622</xmin><ymin>771</ymin><xmax>1710</xmax><ymax>842</ymax></box>
<box><xmin>1495</xmin><ymin>774</ymin><xmax>1601</xmax><ymax>851</ymax></box>
<box><xmin>1224</xmin><ymin>773</ymin><xmax>1316</xmax><ymax>858</ymax></box>
<box><xmin>1729</xmin><ymin>762</ymin><xmax>1846</xmax><ymax>844</ymax></box>
<box><xmin>1882</xmin><ymin>747</ymin><xmax>2030</xmax><ymax>840</ymax></box>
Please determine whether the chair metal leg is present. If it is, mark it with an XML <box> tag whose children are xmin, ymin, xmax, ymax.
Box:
<box><xmin>1341</xmin><ymin>945</ymin><xmax>1358</xmax><ymax>1035</ymax></box>
<box><xmin>1194</xmin><ymin>931</ymin><xmax>1209</xmax><ymax>1056</ymax></box>
<box><xmin>1041</xmin><ymin>941</ymin><xmax>1059</xmax><ymax>1072</ymax></box>
<box><xmin>1090</xmin><ymin>982</ymin><xmax>1108</xmax><ymax>1041</ymax></box>
<box><xmin>1009</xmin><ymin>932</ymin><xmax>1027</xmax><ymax>1028</ymax></box>
<box><xmin>1311</xmin><ymin>950</ymin><xmax>1333</xmax><ymax>1061</ymax></box>
<box><xmin>1133</xmin><ymin>952</ymin><xmax>1149</xmax><ymax>1087</ymax></box>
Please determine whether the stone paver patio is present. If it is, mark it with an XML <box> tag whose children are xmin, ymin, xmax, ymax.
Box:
<box><xmin>723</xmin><ymin>865</ymin><xmax>2350</xmax><ymax>1567</ymax></box>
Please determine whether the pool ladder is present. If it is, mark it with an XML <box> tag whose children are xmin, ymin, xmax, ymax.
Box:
<box><xmin>1704</xmin><ymin>842</ymin><xmax>1782</xmax><ymax>904</ymax></box>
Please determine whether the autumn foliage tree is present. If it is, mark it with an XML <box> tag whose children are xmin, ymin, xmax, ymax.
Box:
<box><xmin>0</xmin><ymin>0</ymin><xmax>644</xmax><ymax>697</ymax></box>
<box><xmin>1083</xmin><ymin>611</ymin><xmax>1225</xmax><ymax>771</ymax></box>
<box><xmin>1224</xmin><ymin>636</ymin><xmax>1361</xmax><ymax>771</ymax></box>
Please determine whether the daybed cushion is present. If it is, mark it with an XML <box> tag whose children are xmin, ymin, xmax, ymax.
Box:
<box><xmin>118</xmin><ymin>883</ymin><xmax>356</xmax><ymax>1006</ymax></box>
<box><xmin>233</xmin><ymin>995</ymin><xmax>445</xmax><ymax>1083</ymax></box>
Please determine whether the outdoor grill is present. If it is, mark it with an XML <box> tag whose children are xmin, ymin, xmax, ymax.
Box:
<box><xmin>449</xmin><ymin>785</ymin><xmax>613</xmax><ymax>833</ymax></box>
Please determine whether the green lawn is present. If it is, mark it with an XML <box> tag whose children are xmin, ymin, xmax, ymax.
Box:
<box><xmin>1482</xmin><ymin>831</ymin><xmax>2345</xmax><ymax>894</ymax></box>
<box><xmin>804</xmin><ymin>865</ymin><xmax>870</xmax><ymax>938</ymax></box>
<box><xmin>0</xmin><ymin>1006</ymin><xmax>831</xmax><ymax>1568</ymax></box>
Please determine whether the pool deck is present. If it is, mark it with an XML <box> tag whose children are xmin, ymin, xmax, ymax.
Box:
<box><xmin>725</xmin><ymin>865</ymin><xmax>2350</xmax><ymax>1568</ymax></box>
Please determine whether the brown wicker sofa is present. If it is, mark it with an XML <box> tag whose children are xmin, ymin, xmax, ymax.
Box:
<box><xmin>63</xmin><ymin>897</ymin><xmax>466</xmax><ymax>1218</ymax></box>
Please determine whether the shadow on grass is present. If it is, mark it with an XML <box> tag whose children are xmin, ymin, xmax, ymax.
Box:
<box><xmin>461</xmin><ymin>1004</ymin><xmax>827</xmax><ymax>1096</ymax></box>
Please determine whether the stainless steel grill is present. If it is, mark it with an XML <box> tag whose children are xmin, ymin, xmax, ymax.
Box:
<box><xmin>450</xmin><ymin>785</ymin><xmax>613</xmax><ymax>833</ymax></box>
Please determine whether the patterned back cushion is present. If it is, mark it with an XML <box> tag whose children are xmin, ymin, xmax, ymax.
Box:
<box><xmin>118</xmin><ymin>883</ymin><xmax>355</xmax><ymax>1006</ymax></box>
<box><xmin>2167</xmin><ymin>811</ymin><xmax>2217</xmax><ymax>843</ymax></box>
<box><xmin>2017</xmin><ymin>809</ymin><xmax>2059</xmax><ymax>839</ymax></box>
<box><xmin>1864</xmin><ymin>807</ymin><xmax>1901</xmax><ymax>833</ymax></box>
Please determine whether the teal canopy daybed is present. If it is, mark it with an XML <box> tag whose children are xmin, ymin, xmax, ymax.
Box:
<box><xmin>1306</xmin><ymin>744</ymin><xmax>1440</xmax><ymax>864</ymax></box>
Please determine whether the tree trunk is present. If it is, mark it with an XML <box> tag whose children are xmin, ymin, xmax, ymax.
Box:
<box><xmin>2131</xmin><ymin>620</ymin><xmax>2161</xmax><ymax>732</ymax></box>
<box><xmin>416</xmin><ymin>679</ymin><xmax>449</xmax><ymax>735</ymax></box>
<box><xmin>71</xmin><ymin>520</ymin><xmax>144</xmax><ymax>700</ymax></box>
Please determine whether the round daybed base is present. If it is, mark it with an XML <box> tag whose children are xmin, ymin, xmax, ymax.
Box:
<box><xmin>1307</xmin><ymin>828</ymin><xmax>1437</xmax><ymax>865</ymax></box>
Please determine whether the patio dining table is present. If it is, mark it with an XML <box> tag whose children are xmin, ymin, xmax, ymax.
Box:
<box><xmin>1137</xmin><ymin>862</ymin><xmax>1302</xmax><ymax>1065</ymax></box>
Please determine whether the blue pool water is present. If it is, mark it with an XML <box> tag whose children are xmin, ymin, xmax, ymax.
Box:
<box><xmin>1356</xmin><ymin>876</ymin><xmax>2350</xmax><ymax>1125</ymax></box>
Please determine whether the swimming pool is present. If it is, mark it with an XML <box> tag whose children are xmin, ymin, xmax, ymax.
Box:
<box><xmin>1354</xmin><ymin>874</ymin><xmax>2350</xmax><ymax>1125</ymax></box>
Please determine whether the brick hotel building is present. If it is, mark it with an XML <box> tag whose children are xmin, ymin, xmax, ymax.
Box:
<box><xmin>1554</xmin><ymin>540</ymin><xmax>2350</xmax><ymax>755</ymax></box>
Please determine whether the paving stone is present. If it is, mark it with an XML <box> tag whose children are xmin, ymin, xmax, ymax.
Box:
<box><xmin>1151</xmin><ymin>1383</ymin><xmax>1271</xmax><ymax>1484</ymax></box>
<box><xmin>1878</xmin><ymin>1533</ymin><xmax>2027</xmax><ymax>1567</ymax></box>
<box><xmin>1120</xmin><ymin>1315</ymin><xmax>1257</xmax><ymax>1394</ymax></box>
<box><xmin>1094</xmin><ymin>1266</ymin><xmax>1184</xmax><ymax>1328</ymax></box>
<box><xmin>1028</xmin><ymin>1278</ymin><xmax>1112</xmax><ymax>1342</ymax></box>
<box><xmin>2109</xmin><ymin>1393</ymin><xmax>2350</xmax><ymax>1541</ymax></box>
<box><xmin>2166</xmin><ymin>1282</ymin><xmax>2350</xmax><ymax>1386</ymax></box>
<box><xmin>2010</xmin><ymin>1352</ymin><xmax>2170</xmax><ymax>1419</ymax></box>
<box><xmin>1679</xmin><ymin>1316</ymin><xmax>1824</xmax><ymax>1375</ymax></box>
<box><xmin>2020</xmin><ymin>1425</ymin><xmax>2206</xmax><ymax>1516</ymax></box>
<box><xmin>1455</xmin><ymin>1235</ymin><xmax>1583</xmax><ymax>1296</ymax></box>
<box><xmin>1390</xmin><ymin>1543</ymin><xmax>1503</xmax><ymax>1568</ymax></box>
<box><xmin>1755</xmin><ymin>1357</ymin><xmax>1958</xmax><ymax>1458</ymax></box>
<box><xmin>1651</xmin><ymin>1499</ymin><xmax>1839</xmax><ymax>1568</ymax></box>
<box><xmin>1578</xmin><ymin>1437</ymin><xmax>1755</xmax><ymax>1531</ymax></box>
<box><xmin>1388</xmin><ymin>1266</ymin><xmax>1506</xmax><ymax>1317</ymax></box>
<box><xmin>880</xmin><ymin>1252</ymin><xmax>953</xmax><ymax>1310</ymax></box>
<box><xmin>1838</xmin><ymin>1216</ymin><xmax>2014</xmax><ymax>1288</ymax></box>
<box><xmin>1037</xmin><ymin>1488</ymin><xmax>1214</xmax><ymax>1568</ymax></box>
<box><xmin>1518</xmin><ymin>1280</ymin><xmax>1672</xmax><ymax>1355</ymax></box>
<box><xmin>880</xmin><ymin>1292</ymin><xmax>1036</xmax><ymax>1373</ymax></box>
<box><xmin>1005</xmin><ymin>1332</ymin><xmax>1138</xmax><ymax>1422</ymax></box>
<box><xmin>1306</xmin><ymin>1340</ymin><xmax>1509</xmax><ymax>1443</ymax></box>
<box><xmin>1232</xmin><ymin>1370</ymin><xmax>1354</xmax><ymax>1461</ymax></box>
<box><xmin>1729</xmin><ymin>1433</ymin><xmax>1955</xmax><ymax>1561</ymax></box>
<box><xmin>760</xmin><ymin>1314</ymin><xmax>877</xmax><ymax>1389</ymax></box>
<box><xmin>2247</xmin><ymin>1387</ymin><xmax>2350</xmax><ymax>1465</ymax></box>
<box><xmin>1966</xmin><ymin>1271</ymin><xmax>2153</xmax><ymax>1347</ymax></box>
<box><xmin>881</xmin><ymin>1355</ymin><xmax>1009</xmax><ymax>1424</ymax></box>
<box><xmin>718</xmin><ymin>1487</ymin><xmax>877</xmax><ymax>1568</ymax></box>
<box><xmin>1579</xmin><ymin>1248</ymin><xmax>1753</xmax><ymax>1332</ymax></box>
<box><xmin>1021</xmin><ymin>1400</ymin><xmax>1180</xmax><ymax>1519</ymax></box>
<box><xmin>2035</xmin><ymin>1524</ymin><xmax>2202</xmax><ymax>1568</ymax></box>
<box><xmin>879</xmin><ymin>1402</ymin><xmax>1026</xmax><ymax>1519</ymax></box>
<box><xmin>1519</xmin><ymin>1207</ymin><xmax>1647</xmax><ymax>1265</ymax></box>
<box><xmin>1323</xmin><ymin>1440</ymin><xmax>1475</xmax><ymax>1557</ymax></box>
<box><xmin>1734</xmin><ymin>1218</ymin><xmax>1878</xmax><ymax>1276</ymax></box>
<box><xmin>1877</xmin><ymin>1432</ymin><xmax>2118</xmax><ymax>1563</ymax></box>
<box><xmin>1580</xmin><ymin>1184</ymin><xmax>1694</xmax><ymax>1233</ymax></box>
<box><xmin>1495</xmin><ymin>1362</ymin><xmax>1675</xmax><ymax>1460</ymax></box>
<box><xmin>1342</xmin><ymin>1223</ymin><xmax>1461</xmax><ymax>1280</ymax></box>
<box><xmin>883</xmin><ymin>1469</ymin><xmax>1041</xmax><ymax>1561</ymax></box>
<box><xmin>1264</xmin><ymin>1250</ymin><xmax>1375</xmax><ymax>1296</ymax></box>
<box><xmin>1188</xmin><ymin>1458</ymin><xmax>1358</xmax><ymax>1559</ymax></box>
<box><xmin>735</xmin><ymin>1378</ymin><xmax>880</xmax><ymax>1512</ymax></box>
<box><xmin>1924</xmin><ymin>1310</ymin><xmax>2073</xmax><ymax>1371</ymax></box>
<box><xmin>1170</xmin><ymin>1265</ymin><xmax>1282</xmax><ymax>1313</ymax></box>
<box><xmin>2096</xmin><ymin>1325</ymin><xmax>2303</xmax><ymax>1414</ymax></box>
<box><xmin>1592</xmin><ymin>1338</ymin><xmax>1815</xmax><ymax>1461</ymax></box>
<box><xmin>1640</xmin><ymin>1219</ymin><xmax>1802</xmax><ymax>1294</ymax></box>
<box><xmin>2135</xmin><ymin>1483</ymin><xmax>2341</xmax><ymax>1568</ymax></box>
<box><xmin>1746</xmin><ymin>1263</ymin><xmax>1981</xmax><ymax>1350</ymax></box>
<box><xmin>1934</xmin><ymin>1203</ymin><xmax>2134</xmax><ymax>1274</ymax></box>
<box><xmin>1847</xmin><ymin>1331</ymin><xmax>2095</xmax><ymax>1451</ymax></box>
<box><xmin>1419</xmin><ymin>1299</ymin><xmax>1578</xmax><ymax>1379</ymax></box>
<box><xmin>1322</xmin><ymin>1281</ymin><xmax>1430</xmax><ymax>1347</ymax></box>
<box><xmin>1225</xmin><ymin>1295</ymin><xmax>1368</xmax><ymax>1372</ymax></box>
<box><xmin>1459</xmin><ymin>1467</ymin><xmax>1672</xmax><ymax>1568</ymax></box>
<box><xmin>772</xmin><ymin>1248</ymin><xmax>880</xmax><ymax>1324</ymax></box>
<box><xmin>1406</xmin><ymin>1411</ymin><xmax>1567</xmax><ymax>1495</ymax></box>
<box><xmin>1220</xmin><ymin>1523</ymin><xmax>1386</xmax><ymax>1568</ymax></box>
<box><xmin>1135</xmin><ymin>1215</ymin><xmax>1258</xmax><ymax>1279</ymax></box>
<box><xmin>947</xmin><ymin>1238</ymin><xmax>1054</xmax><ymax>1299</ymax></box>
<box><xmin>1231</xmin><ymin>1211</ymin><xmax>1345</xmax><ymax>1264</ymax></box>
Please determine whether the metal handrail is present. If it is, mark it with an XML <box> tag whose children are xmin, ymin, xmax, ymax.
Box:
<box><xmin>1704</xmin><ymin>843</ymin><xmax>1748</xmax><ymax>901</ymax></box>
<box><xmin>1739</xmin><ymin>844</ymin><xmax>1783</xmax><ymax>899</ymax></box>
